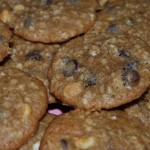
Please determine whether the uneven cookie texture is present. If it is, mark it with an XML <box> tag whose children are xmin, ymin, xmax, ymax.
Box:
<box><xmin>49</xmin><ymin>35</ymin><xmax>150</xmax><ymax>110</ymax></box>
<box><xmin>0</xmin><ymin>67</ymin><xmax>48</xmax><ymax>150</ymax></box>
<box><xmin>0</xmin><ymin>21</ymin><xmax>11</xmax><ymax>61</ymax></box>
<box><xmin>0</xmin><ymin>0</ymin><xmax>98</xmax><ymax>43</ymax></box>
<box><xmin>19</xmin><ymin>114</ymin><xmax>55</xmax><ymax>150</ymax></box>
<box><xmin>85</xmin><ymin>0</ymin><xmax>150</xmax><ymax>46</ymax></box>
<box><xmin>123</xmin><ymin>87</ymin><xmax>150</xmax><ymax>128</ymax></box>
<box><xmin>40</xmin><ymin>109</ymin><xmax>150</xmax><ymax>150</ymax></box>
<box><xmin>7</xmin><ymin>35</ymin><xmax>60</xmax><ymax>103</ymax></box>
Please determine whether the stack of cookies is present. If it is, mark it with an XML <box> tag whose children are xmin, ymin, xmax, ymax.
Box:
<box><xmin>0</xmin><ymin>0</ymin><xmax>149</xmax><ymax>149</ymax></box>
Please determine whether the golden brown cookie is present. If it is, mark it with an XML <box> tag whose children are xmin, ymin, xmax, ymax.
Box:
<box><xmin>40</xmin><ymin>109</ymin><xmax>150</xmax><ymax>150</ymax></box>
<box><xmin>49</xmin><ymin>35</ymin><xmax>150</xmax><ymax>110</ymax></box>
<box><xmin>0</xmin><ymin>21</ymin><xmax>11</xmax><ymax>62</ymax></box>
<box><xmin>19</xmin><ymin>114</ymin><xmax>55</xmax><ymax>150</ymax></box>
<box><xmin>6</xmin><ymin>35</ymin><xmax>60</xmax><ymax>103</ymax></box>
<box><xmin>0</xmin><ymin>67</ymin><xmax>48</xmax><ymax>150</ymax></box>
<box><xmin>0</xmin><ymin>0</ymin><xmax>98</xmax><ymax>43</ymax></box>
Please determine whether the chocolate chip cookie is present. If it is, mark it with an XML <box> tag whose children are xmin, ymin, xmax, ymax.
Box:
<box><xmin>49</xmin><ymin>35</ymin><xmax>150</xmax><ymax>110</ymax></box>
<box><xmin>19</xmin><ymin>113</ymin><xmax>55</xmax><ymax>150</ymax></box>
<box><xmin>0</xmin><ymin>67</ymin><xmax>48</xmax><ymax>150</ymax></box>
<box><xmin>0</xmin><ymin>21</ymin><xmax>11</xmax><ymax>62</ymax></box>
<box><xmin>85</xmin><ymin>0</ymin><xmax>150</xmax><ymax>46</ymax></box>
<box><xmin>0</xmin><ymin>0</ymin><xmax>98</xmax><ymax>43</ymax></box>
<box><xmin>40</xmin><ymin>109</ymin><xmax>150</xmax><ymax>150</ymax></box>
<box><xmin>7</xmin><ymin>35</ymin><xmax>60</xmax><ymax>103</ymax></box>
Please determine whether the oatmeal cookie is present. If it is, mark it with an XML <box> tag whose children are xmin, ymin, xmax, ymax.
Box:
<box><xmin>0</xmin><ymin>67</ymin><xmax>48</xmax><ymax>150</ymax></box>
<box><xmin>40</xmin><ymin>109</ymin><xmax>150</xmax><ymax>150</ymax></box>
<box><xmin>85</xmin><ymin>0</ymin><xmax>150</xmax><ymax>46</ymax></box>
<box><xmin>19</xmin><ymin>114</ymin><xmax>55</xmax><ymax>150</ymax></box>
<box><xmin>49</xmin><ymin>35</ymin><xmax>150</xmax><ymax>110</ymax></box>
<box><xmin>6</xmin><ymin>35</ymin><xmax>60</xmax><ymax>103</ymax></box>
<box><xmin>0</xmin><ymin>0</ymin><xmax>98</xmax><ymax>43</ymax></box>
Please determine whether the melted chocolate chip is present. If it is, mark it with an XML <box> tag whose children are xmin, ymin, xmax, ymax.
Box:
<box><xmin>107</xmin><ymin>24</ymin><xmax>118</xmax><ymax>33</ymax></box>
<box><xmin>9</xmin><ymin>42</ymin><xmax>14</xmax><ymax>48</ymax></box>
<box><xmin>123</xmin><ymin>61</ymin><xmax>139</xmax><ymax>71</ymax></box>
<box><xmin>118</xmin><ymin>49</ymin><xmax>130</xmax><ymax>58</ymax></box>
<box><xmin>63</xmin><ymin>57</ymin><xmax>78</xmax><ymax>77</ymax></box>
<box><xmin>60</xmin><ymin>139</ymin><xmax>68</xmax><ymax>150</ymax></box>
<box><xmin>121</xmin><ymin>69</ymin><xmax>140</xmax><ymax>85</ymax></box>
<box><xmin>24</xmin><ymin>16</ymin><xmax>33</xmax><ymax>28</ymax></box>
<box><xmin>84</xmin><ymin>73</ymin><xmax>96</xmax><ymax>87</ymax></box>
<box><xmin>44</xmin><ymin>0</ymin><xmax>53</xmax><ymax>5</ymax></box>
<box><xmin>25</xmin><ymin>50</ymin><xmax>42</xmax><ymax>61</ymax></box>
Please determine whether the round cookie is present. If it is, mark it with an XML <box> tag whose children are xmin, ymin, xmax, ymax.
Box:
<box><xmin>123</xmin><ymin>87</ymin><xmax>150</xmax><ymax>128</ymax></box>
<box><xmin>40</xmin><ymin>109</ymin><xmax>150</xmax><ymax>150</ymax></box>
<box><xmin>0</xmin><ymin>0</ymin><xmax>98</xmax><ymax>43</ymax></box>
<box><xmin>19</xmin><ymin>113</ymin><xmax>55</xmax><ymax>150</ymax></box>
<box><xmin>0</xmin><ymin>67</ymin><xmax>48</xmax><ymax>150</ymax></box>
<box><xmin>0</xmin><ymin>21</ymin><xmax>11</xmax><ymax>62</ymax></box>
<box><xmin>49</xmin><ymin>35</ymin><xmax>150</xmax><ymax>110</ymax></box>
<box><xmin>85</xmin><ymin>0</ymin><xmax>150</xmax><ymax>46</ymax></box>
<box><xmin>7</xmin><ymin>35</ymin><xmax>60</xmax><ymax>103</ymax></box>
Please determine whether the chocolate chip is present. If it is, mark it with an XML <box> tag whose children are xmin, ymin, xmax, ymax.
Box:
<box><xmin>70</xmin><ymin>0</ymin><xmax>78</xmax><ymax>5</ymax></box>
<box><xmin>24</xmin><ymin>16</ymin><xmax>33</xmax><ymax>28</ymax></box>
<box><xmin>84</xmin><ymin>73</ymin><xmax>96</xmax><ymax>87</ymax></box>
<box><xmin>121</xmin><ymin>69</ymin><xmax>140</xmax><ymax>85</ymax></box>
<box><xmin>25</xmin><ymin>50</ymin><xmax>42</xmax><ymax>61</ymax></box>
<box><xmin>63</xmin><ymin>57</ymin><xmax>78</xmax><ymax>77</ymax></box>
<box><xmin>43</xmin><ymin>0</ymin><xmax>53</xmax><ymax>5</ymax></box>
<box><xmin>123</xmin><ymin>61</ymin><xmax>139</xmax><ymax>71</ymax></box>
<box><xmin>9</xmin><ymin>42</ymin><xmax>14</xmax><ymax>48</ymax></box>
<box><xmin>107</xmin><ymin>24</ymin><xmax>118</xmax><ymax>33</ymax></box>
<box><xmin>60</xmin><ymin>139</ymin><xmax>68</xmax><ymax>150</ymax></box>
<box><xmin>118</xmin><ymin>49</ymin><xmax>130</xmax><ymax>58</ymax></box>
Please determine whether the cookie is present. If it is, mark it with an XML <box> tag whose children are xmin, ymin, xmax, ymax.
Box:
<box><xmin>0</xmin><ymin>67</ymin><xmax>48</xmax><ymax>150</ymax></box>
<box><xmin>0</xmin><ymin>21</ymin><xmax>11</xmax><ymax>62</ymax></box>
<box><xmin>40</xmin><ymin>109</ymin><xmax>150</xmax><ymax>150</ymax></box>
<box><xmin>0</xmin><ymin>0</ymin><xmax>98</xmax><ymax>43</ymax></box>
<box><xmin>123</xmin><ymin>87</ymin><xmax>150</xmax><ymax>128</ymax></box>
<box><xmin>6</xmin><ymin>35</ymin><xmax>60</xmax><ymax>103</ymax></box>
<box><xmin>19</xmin><ymin>113</ymin><xmax>55</xmax><ymax>150</ymax></box>
<box><xmin>85</xmin><ymin>0</ymin><xmax>150</xmax><ymax>46</ymax></box>
<box><xmin>49</xmin><ymin>35</ymin><xmax>150</xmax><ymax>110</ymax></box>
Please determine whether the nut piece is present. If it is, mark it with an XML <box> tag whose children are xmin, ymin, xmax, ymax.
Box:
<box><xmin>13</xmin><ymin>4</ymin><xmax>25</xmax><ymax>11</ymax></box>
<box><xmin>23</xmin><ymin>103</ymin><xmax>32</xmax><ymax>119</ymax></box>
<box><xmin>74</xmin><ymin>136</ymin><xmax>95</xmax><ymax>149</ymax></box>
